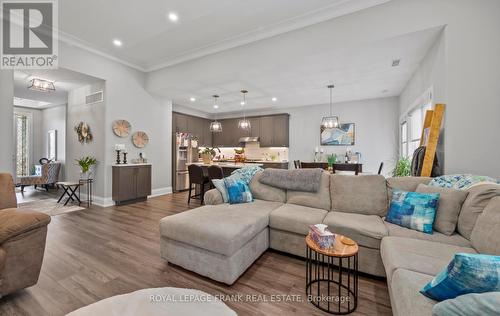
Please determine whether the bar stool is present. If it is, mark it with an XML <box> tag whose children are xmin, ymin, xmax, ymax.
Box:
<box><xmin>207</xmin><ymin>165</ymin><xmax>224</xmax><ymax>188</ymax></box>
<box><xmin>188</xmin><ymin>164</ymin><xmax>210</xmax><ymax>205</ymax></box>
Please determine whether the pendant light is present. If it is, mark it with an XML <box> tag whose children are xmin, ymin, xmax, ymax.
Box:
<box><xmin>321</xmin><ymin>84</ymin><xmax>339</xmax><ymax>129</ymax></box>
<box><xmin>238</xmin><ymin>90</ymin><xmax>251</xmax><ymax>130</ymax></box>
<box><xmin>210</xmin><ymin>95</ymin><xmax>222</xmax><ymax>133</ymax></box>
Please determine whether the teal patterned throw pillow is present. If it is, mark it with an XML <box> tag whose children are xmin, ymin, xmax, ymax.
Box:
<box><xmin>421</xmin><ymin>253</ymin><xmax>500</xmax><ymax>301</ymax></box>
<box><xmin>224</xmin><ymin>177</ymin><xmax>253</xmax><ymax>204</ymax></box>
<box><xmin>386</xmin><ymin>190</ymin><xmax>439</xmax><ymax>234</ymax></box>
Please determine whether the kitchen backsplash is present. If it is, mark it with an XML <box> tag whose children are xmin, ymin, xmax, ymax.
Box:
<box><xmin>200</xmin><ymin>143</ymin><xmax>289</xmax><ymax>162</ymax></box>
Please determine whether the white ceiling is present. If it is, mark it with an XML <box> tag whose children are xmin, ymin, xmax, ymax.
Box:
<box><xmin>58</xmin><ymin>0</ymin><xmax>390</xmax><ymax>71</ymax></box>
<box><xmin>149</xmin><ymin>27</ymin><xmax>443</xmax><ymax>114</ymax></box>
<box><xmin>14</xmin><ymin>68</ymin><xmax>103</xmax><ymax>109</ymax></box>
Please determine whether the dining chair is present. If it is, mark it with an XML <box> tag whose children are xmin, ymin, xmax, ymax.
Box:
<box><xmin>300</xmin><ymin>162</ymin><xmax>328</xmax><ymax>170</ymax></box>
<box><xmin>332</xmin><ymin>163</ymin><xmax>361</xmax><ymax>175</ymax></box>
<box><xmin>293</xmin><ymin>160</ymin><xmax>301</xmax><ymax>169</ymax></box>
<box><xmin>207</xmin><ymin>165</ymin><xmax>224</xmax><ymax>188</ymax></box>
<box><xmin>188</xmin><ymin>164</ymin><xmax>210</xmax><ymax>205</ymax></box>
<box><xmin>377</xmin><ymin>162</ymin><xmax>384</xmax><ymax>175</ymax></box>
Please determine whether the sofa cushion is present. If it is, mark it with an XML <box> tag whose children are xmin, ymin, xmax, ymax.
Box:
<box><xmin>384</xmin><ymin>221</ymin><xmax>471</xmax><ymax>247</ymax></box>
<box><xmin>287</xmin><ymin>171</ymin><xmax>330</xmax><ymax>211</ymax></box>
<box><xmin>160</xmin><ymin>200</ymin><xmax>282</xmax><ymax>256</ymax></box>
<box><xmin>470</xmin><ymin>196</ymin><xmax>500</xmax><ymax>255</ymax></box>
<box><xmin>250</xmin><ymin>171</ymin><xmax>286</xmax><ymax>203</ymax></box>
<box><xmin>322</xmin><ymin>211</ymin><xmax>388</xmax><ymax>249</ymax></box>
<box><xmin>330</xmin><ymin>174</ymin><xmax>388</xmax><ymax>216</ymax></box>
<box><xmin>416</xmin><ymin>184</ymin><xmax>468</xmax><ymax>235</ymax></box>
<box><xmin>387</xmin><ymin>176</ymin><xmax>432</xmax><ymax>200</ymax></box>
<box><xmin>269</xmin><ymin>204</ymin><xmax>328</xmax><ymax>236</ymax></box>
<box><xmin>390</xmin><ymin>269</ymin><xmax>436</xmax><ymax>316</ymax></box>
<box><xmin>432</xmin><ymin>292</ymin><xmax>500</xmax><ymax>316</ymax></box>
<box><xmin>458</xmin><ymin>183</ymin><xmax>500</xmax><ymax>239</ymax></box>
<box><xmin>380</xmin><ymin>237</ymin><xmax>477</xmax><ymax>281</ymax></box>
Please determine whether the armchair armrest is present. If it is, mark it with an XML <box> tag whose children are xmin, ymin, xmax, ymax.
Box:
<box><xmin>0</xmin><ymin>209</ymin><xmax>51</xmax><ymax>244</ymax></box>
<box><xmin>204</xmin><ymin>189</ymin><xmax>224</xmax><ymax>205</ymax></box>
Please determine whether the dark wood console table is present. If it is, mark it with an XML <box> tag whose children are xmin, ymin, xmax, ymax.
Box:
<box><xmin>112</xmin><ymin>164</ymin><xmax>152</xmax><ymax>205</ymax></box>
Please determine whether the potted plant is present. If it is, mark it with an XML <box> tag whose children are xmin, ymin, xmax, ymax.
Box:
<box><xmin>327</xmin><ymin>153</ymin><xmax>337</xmax><ymax>170</ymax></box>
<box><xmin>393</xmin><ymin>157</ymin><xmax>411</xmax><ymax>177</ymax></box>
<box><xmin>200</xmin><ymin>147</ymin><xmax>218</xmax><ymax>164</ymax></box>
<box><xmin>76</xmin><ymin>156</ymin><xmax>97</xmax><ymax>179</ymax></box>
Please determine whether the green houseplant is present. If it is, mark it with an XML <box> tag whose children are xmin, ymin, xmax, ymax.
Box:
<box><xmin>200</xmin><ymin>147</ymin><xmax>220</xmax><ymax>164</ymax></box>
<box><xmin>393</xmin><ymin>157</ymin><xmax>411</xmax><ymax>177</ymax></box>
<box><xmin>76</xmin><ymin>156</ymin><xmax>97</xmax><ymax>179</ymax></box>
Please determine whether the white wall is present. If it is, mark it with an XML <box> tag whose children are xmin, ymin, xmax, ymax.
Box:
<box><xmin>66</xmin><ymin>83</ymin><xmax>106</xmax><ymax>197</ymax></box>
<box><xmin>221</xmin><ymin>97</ymin><xmax>399</xmax><ymax>175</ymax></box>
<box><xmin>41</xmin><ymin>105</ymin><xmax>67</xmax><ymax>179</ymax></box>
<box><xmin>58</xmin><ymin>42</ymin><xmax>173</xmax><ymax>205</ymax></box>
<box><xmin>0</xmin><ymin>70</ymin><xmax>14</xmax><ymax>175</ymax></box>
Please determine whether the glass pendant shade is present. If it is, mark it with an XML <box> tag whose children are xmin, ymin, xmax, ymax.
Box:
<box><xmin>322</xmin><ymin>84</ymin><xmax>339</xmax><ymax>129</ymax></box>
<box><xmin>321</xmin><ymin>116</ymin><xmax>339</xmax><ymax>129</ymax></box>
<box><xmin>238</xmin><ymin>118</ymin><xmax>251</xmax><ymax>130</ymax></box>
<box><xmin>210</xmin><ymin>94</ymin><xmax>222</xmax><ymax>133</ymax></box>
<box><xmin>210</xmin><ymin>121</ymin><xmax>222</xmax><ymax>133</ymax></box>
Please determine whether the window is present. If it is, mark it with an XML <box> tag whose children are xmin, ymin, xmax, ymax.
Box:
<box><xmin>400</xmin><ymin>121</ymin><xmax>408</xmax><ymax>158</ymax></box>
<box><xmin>400</xmin><ymin>102</ymin><xmax>432</xmax><ymax>158</ymax></box>
<box><xmin>14</xmin><ymin>112</ymin><xmax>31</xmax><ymax>177</ymax></box>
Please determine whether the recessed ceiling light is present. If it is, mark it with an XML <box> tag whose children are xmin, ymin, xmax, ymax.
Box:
<box><xmin>113</xmin><ymin>39</ymin><xmax>122</xmax><ymax>47</ymax></box>
<box><xmin>190</xmin><ymin>97</ymin><xmax>196</xmax><ymax>102</ymax></box>
<box><xmin>213</xmin><ymin>104</ymin><xmax>219</xmax><ymax>109</ymax></box>
<box><xmin>272</xmin><ymin>97</ymin><xmax>277</xmax><ymax>102</ymax></box>
<box><xmin>240</xmin><ymin>101</ymin><xmax>245</xmax><ymax>106</ymax></box>
<box><xmin>392</xmin><ymin>59</ymin><xmax>401</xmax><ymax>67</ymax></box>
<box><xmin>168</xmin><ymin>12</ymin><xmax>179</xmax><ymax>22</ymax></box>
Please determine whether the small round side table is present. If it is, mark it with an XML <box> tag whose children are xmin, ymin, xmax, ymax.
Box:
<box><xmin>305</xmin><ymin>234</ymin><xmax>359</xmax><ymax>315</ymax></box>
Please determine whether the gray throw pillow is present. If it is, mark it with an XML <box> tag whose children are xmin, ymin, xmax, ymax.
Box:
<box><xmin>416</xmin><ymin>184</ymin><xmax>468</xmax><ymax>235</ymax></box>
<box><xmin>432</xmin><ymin>292</ymin><xmax>500</xmax><ymax>316</ymax></box>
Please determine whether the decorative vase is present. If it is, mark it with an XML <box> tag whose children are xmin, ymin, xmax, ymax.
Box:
<box><xmin>201</xmin><ymin>153</ymin><xmax>212</xmax><ymax>164</ymax></box>
<box><xmin>80</xmin><ymin>166</ymin><xmax>94</xmax><ymax>180</ymax></box>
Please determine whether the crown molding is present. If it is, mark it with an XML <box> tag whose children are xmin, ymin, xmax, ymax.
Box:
<box><xmin>58</xmin><ymin>31</ymin><xmax>148</xmax><ymax>72</ymax></box>
<box><xmin>145</xmin><ymin>0</ymin><xmax>391</xmax><ymax>71</ymax></box>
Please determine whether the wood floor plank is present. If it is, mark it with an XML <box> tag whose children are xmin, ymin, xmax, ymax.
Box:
<box><xmin>0</xmin><ymin>192</ymin><xmax>392</xmax><ymax>315</ymax></box>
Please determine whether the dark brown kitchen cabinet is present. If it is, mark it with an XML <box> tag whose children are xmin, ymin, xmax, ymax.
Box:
<box><xmin>173</xmin><ymin>113</ymin><xmax>188</xmax><ymax>133</ymax></box>
<box><xmin>112</xmin><ymin>164</ymin><xmax>151</xmax><ymax>205</ymax></box>
<box><xmin>273</xmin><ymin>114</ymin><xmax>289</xmax><ymax>147</ymax></box>
<box><xmin>249</xmin><ymin>117</ymin><xmax>261</xmax><ymax>137</ymax></box>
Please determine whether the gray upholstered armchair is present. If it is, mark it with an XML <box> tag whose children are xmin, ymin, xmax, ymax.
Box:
<box><xmin>0</xmin><ymin>173</ymin><xmax>51</xmax><ymax>297</ymax></box>
<box><xmin>18</xmin><ymin>162</ymin><xmax>61</xmax><ymax>192</ymax></box>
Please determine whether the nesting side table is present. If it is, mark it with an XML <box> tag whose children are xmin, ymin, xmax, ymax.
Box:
<box><xmin>305</xmin><ymin>234</ymin><xmax>359</xmax><ymax>314</ymax></box>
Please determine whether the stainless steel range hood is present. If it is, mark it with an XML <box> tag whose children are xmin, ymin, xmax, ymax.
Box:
<box><xmin>238</xmin><ymin>136</ymin><xmax>260</xmax><ymax>144</ymax></box>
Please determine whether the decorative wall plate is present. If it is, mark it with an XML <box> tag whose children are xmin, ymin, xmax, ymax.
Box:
<box><xmin>74</xmin><ymin>122</ymin><xmax>93</xmax><ymax>144</ymax></box>
<box><xmin>112</xmin><ymin>119</ymin><xmax>131</xmax><ymax>137</ymax></box>
<box><xmin>132</xmin><ymin>131</ymin><xmax>149</xmax><ymax>148</ymax></box>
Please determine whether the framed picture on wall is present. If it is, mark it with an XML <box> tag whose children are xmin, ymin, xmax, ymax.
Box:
<box><xmin>320</xmin><ymin>123</ymin><xmax>355</xmax><ymax>146</ymax></box>
<box><xmin>48</xmin><ymin>130</ymin><xmax>57</xmax><ymax>160</ymax></box>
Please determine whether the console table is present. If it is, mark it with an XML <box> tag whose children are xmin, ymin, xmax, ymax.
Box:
<box><xmin>112</xmin><ymin>164</ymin><xmax>152</xmax><ymax>205</ymax></box>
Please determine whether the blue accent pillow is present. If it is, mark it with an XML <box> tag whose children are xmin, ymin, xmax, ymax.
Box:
<box><xmin>421</xmin><ymin>253</ymin><xmax>500</xmax><ymax>301</ymax></box>
<box><xmin>224</xmin><ymin>177</ymin><xmax>253</xmax><ymax>204</ymax></box>
<box><xmin>230</xmin><ymin>166</ymin><xmax>263</xmax><ymax>184</ymax></box>
<box><xmin>211</xmin><ymin>179</ymin><xmax>229</xmax><ymax>203</ymax></box>
<box><xmin>386</xmin><ymin>190</ymin><xmax>439</xmax><ymax>234</ymax></box>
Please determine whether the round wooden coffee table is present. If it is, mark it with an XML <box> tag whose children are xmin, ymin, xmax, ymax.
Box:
<box><xmin>305</xmin><ymin>234</ymin><xmax>359</xmax><ymax>314</ymax></box>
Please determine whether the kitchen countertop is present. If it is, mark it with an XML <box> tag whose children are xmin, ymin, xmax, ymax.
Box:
<box><xmin>187</xmin><ymin>162</ymin><xmax>264</xmax><ymax>168</ymax></box>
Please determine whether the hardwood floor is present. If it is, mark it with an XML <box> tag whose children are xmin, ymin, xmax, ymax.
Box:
<box><xmin>0</xmin><ymin>192</ymin><xmax>392</xmax><ymax>316</ymax></box>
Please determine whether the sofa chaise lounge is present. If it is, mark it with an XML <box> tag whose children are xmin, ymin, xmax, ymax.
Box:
<box><xmin>159</xmin><ymin>171</ymin><xmax>500</xmax><ymax>315</ymax></box>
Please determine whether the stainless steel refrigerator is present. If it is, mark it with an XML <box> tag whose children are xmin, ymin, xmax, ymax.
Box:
<box><xmin>173</xmin><ymin>133</ymin><xmax>198</xmax><ymax>192</ymax></box>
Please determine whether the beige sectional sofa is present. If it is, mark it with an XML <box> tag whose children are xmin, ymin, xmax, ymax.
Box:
<box><xmin>159</xmin><ymin>171</ymin><xmax>500</xmax><ymax>315</ymax></box>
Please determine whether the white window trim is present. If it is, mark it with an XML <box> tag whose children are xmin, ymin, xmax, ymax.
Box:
<box><xmin>399</xmin><ymin>87</ymin><xmax>434</xmax><ymax>158</ymax></box>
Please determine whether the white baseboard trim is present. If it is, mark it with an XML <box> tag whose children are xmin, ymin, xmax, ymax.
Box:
<box><xmin>81</xmin><ymin>194</ymin><xmax>113</xmax><ymax>208</ymax></box>
<box><xmin>80</xmin><ymin>187</ymin><xmax>172</xmax><ymax>208</ymax></box>
<box><xmin>150</xmin><ymin>186</ymin><xmax>173</xmax><ymax>198</ymax></box>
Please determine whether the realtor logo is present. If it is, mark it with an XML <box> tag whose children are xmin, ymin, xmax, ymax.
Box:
<box><xmin>1</xmin><ymin>0</ymin><xmax>58</xmax><ymax>69</ymax></box>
